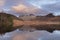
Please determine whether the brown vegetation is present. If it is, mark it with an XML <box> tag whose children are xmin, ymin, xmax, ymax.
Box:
<box><xmin>0</xmin><ymin>12</ymin><xmax>19</xmax><ymax>34</ymax></box>
<box><xmin>0</xmin><ymin>12</ymin><xmax>60</xmax><ymax>34</ymax></box>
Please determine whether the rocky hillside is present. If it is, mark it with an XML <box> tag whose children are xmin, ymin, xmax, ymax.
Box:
<box><xmin>0</xmin><ymin>12</ymin><xmax>20</xmax><ymax>34</ymax></box>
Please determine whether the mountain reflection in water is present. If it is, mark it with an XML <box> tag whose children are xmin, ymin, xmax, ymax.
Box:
<box><xmin>0</xmin><ymin>29</ymin><xmax>60</xmax><ymax>40</ymax></box>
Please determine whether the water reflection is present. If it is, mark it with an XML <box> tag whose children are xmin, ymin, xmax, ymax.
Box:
<box><xmin>0</xmin><ymin>29</ymin><xmax>60</xmax><ymax>40</ymax></box>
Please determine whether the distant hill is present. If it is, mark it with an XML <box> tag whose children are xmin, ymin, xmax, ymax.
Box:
<box><xmin>36</xmin><ymin>13</ymin><xmax>60</xmax><ymax>21</ymax></box>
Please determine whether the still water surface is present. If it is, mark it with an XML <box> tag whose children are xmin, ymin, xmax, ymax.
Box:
<box><xmin>0</xmin><ymin>29</ymin><xmax>60</xmax><ymax>40</ymax></box>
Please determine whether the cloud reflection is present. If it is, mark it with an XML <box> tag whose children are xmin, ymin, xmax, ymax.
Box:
<box><xmin>0</xmin><ymin>30</ymin><xmax>60</xmax><ymax>40</ymax></box>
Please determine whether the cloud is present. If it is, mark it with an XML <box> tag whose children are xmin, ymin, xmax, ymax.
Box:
<box><xmin>12</xmin><ymin>4</ymin><xmax>28</xmax><ymax>12</ymax></box>
<box><xmin>28</xmin><ymin>0</ymin><xmax>60</xmax><ymax>15</ymax></box>
<box><xmin>0</xmin><ymin>0</ymin><xmax>5</xmax><ymax>7</ymax></box>
<box><xmin>42</xmin><ymin>3</ymin><xmax>60</xmax><ymax>11</ymax></box>
<box><xmin>11</xmin><ymin>4</ymin><xmax>49</xmax><ymax>16</ymax></box>
<box><xmin>0</xmin><ymin>0</ymin><xmax>4</xmax><ymax>6</ymax></box>
<box><xmin>0</xmin><ymin>0</ymin><xmax>5</xmax><ymax>11</ymax></box>
<box><xmin>11</xmin><ymin>4</ymin><xmax>40</xmax><ymax>14</ymax></box>
<box><xmin>29</xmin><ymin>0</ymin><xmax>57</xmax><ymax>8</ymax></box>
<box><xmin>2</xmin><ymin>0</ymin><xmax>60</xmax><ymax>15</ymax></box>
<box><xmin>5</xmin><ymin>0</ymin><xmax>28</xmax><ymax>7</ymax></box>
<box><xmin>41</xmin><ymin>2</ymin><xmax>60</xmax><ymax>15</ymax></box>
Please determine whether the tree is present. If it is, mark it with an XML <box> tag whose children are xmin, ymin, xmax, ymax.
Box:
<box><xmin>46</xmin><ymin>13</ymin><xmax>55</xmax><ymax>17</ymax></box>
<box><xmin>29</xmin><ymin>14</ymin><xmax>34</xmax><ymax>16</ymax></box>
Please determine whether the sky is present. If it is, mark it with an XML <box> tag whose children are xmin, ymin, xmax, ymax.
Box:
<box><xmin>0</xmin><ymin>0</ymin><xmax>60</xmax><ymax>16</ymax></box>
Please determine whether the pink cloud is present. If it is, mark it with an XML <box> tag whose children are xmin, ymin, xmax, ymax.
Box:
<box><xmin>0</xmin><ymin>0</ymin><xmax>5</xmax><ymax>7</ymax></box>
<box><xmin>11</xmin><ymin>4</ymin><xmax>49</xmax><ymax>16</ymax></box>
<box><xmin>0</xmin><ymin>0</ymin><xmax>5</xmax><ymax>11</ymax></box>
<box><xmin>11</xmin><ymin>4</ymin><xmax>39</xmax><ymax>14</ymax></box>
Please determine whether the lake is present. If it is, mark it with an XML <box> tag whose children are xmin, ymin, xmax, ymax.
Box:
<box><xmin>0</xmin><ymin>29</ymin><xmax>60</xmax><ymax>40</ymax></box>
